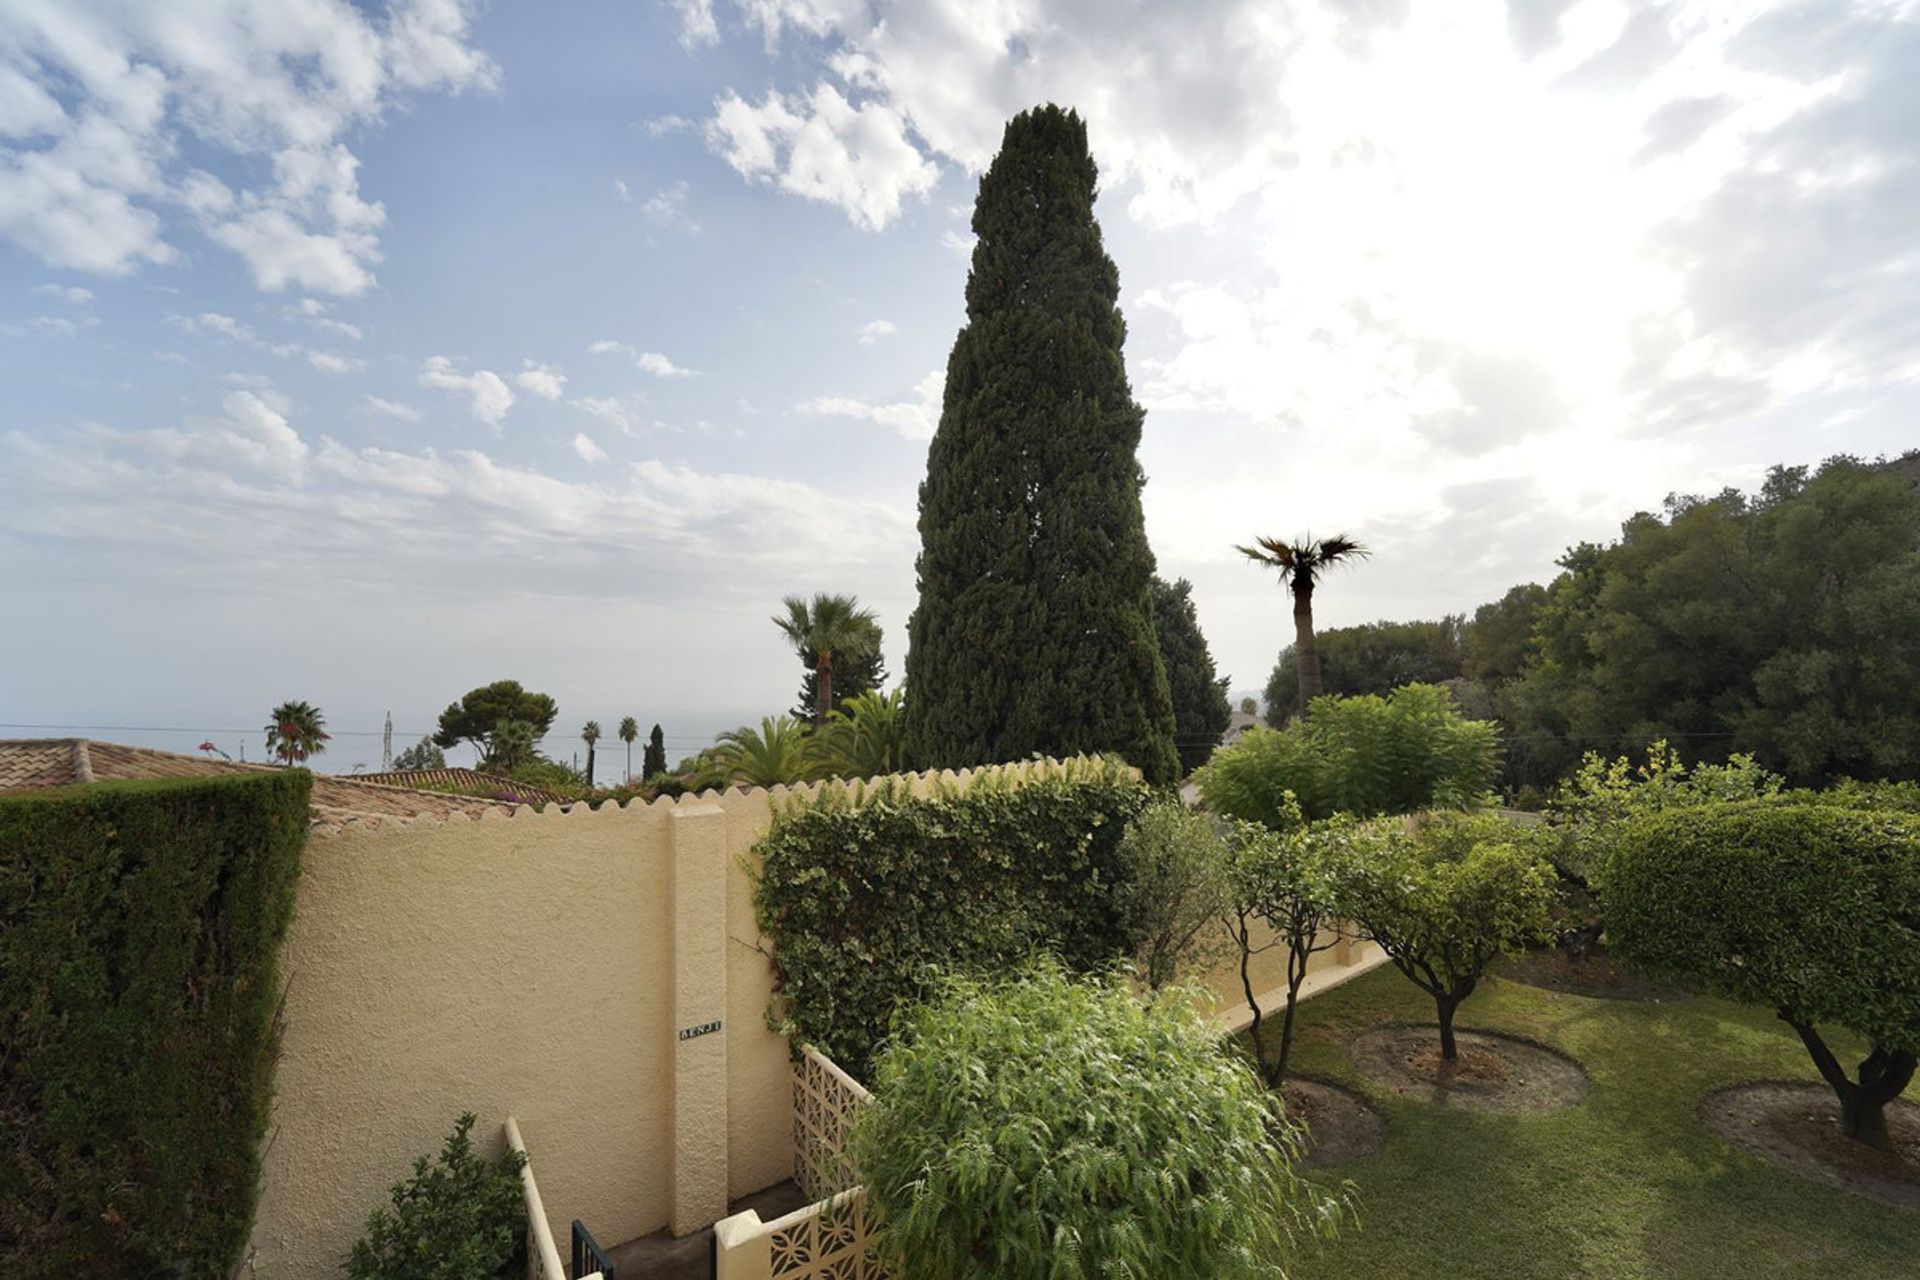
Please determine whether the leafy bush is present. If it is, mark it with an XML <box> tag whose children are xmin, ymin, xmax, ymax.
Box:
<box><xmin>1601</xmin><ymin>802</ymin><xmax>1920</xmax><ymax>1147</ymax></box>
<box><xmin>391</xmin><ymin>737</ymin><xmax>446</xmax><ymax>771</ymax></box>
<box><xmin>1336</xmin><ymin>812</ymin><xmax>1557</xmax><ymax>1060</ymax></box>
<box><xmin>1114</xmin><ymin>801</ymin><xmax>1233</xmax><ymax>989</ymax></box>
<box><xmin>0</xmin><ymin>772</ymin><xmax>309</xmax><ymax>1279</ymax></box>
<box><xmin>1229</xmin><ymin>813</ymin><xmax>1370</xmax><ymax>1085</ymax></box>
<box><xmin>346</xmin><ymin>1113</ymin><xmax>527</xmax><ymax>1280</ymax></box>
<box><xmin>851</xmin><ymin>963</ymin><xmax>1345</xmax><ymax>1280</ymax></box>
<box><xmin>753</xmin><ymin>758</ymin><xmax>1151</xmax><ymax>1076</ymax></box>
<box><xmin>1196</xmin><ymin>684</ymin><xmax>1499</xmax><ymax>826</ymax></box>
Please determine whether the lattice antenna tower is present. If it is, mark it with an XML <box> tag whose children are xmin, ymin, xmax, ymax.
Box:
<box><xmin>382</xmin><ymin>710</ymin><xmax>392</xmax><ymax>771</ymax></box>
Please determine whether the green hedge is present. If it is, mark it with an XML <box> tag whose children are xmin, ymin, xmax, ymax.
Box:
<box><xmin>0</xmin><ymin>772</ymin><xmax>310</xmax><ymax>1279</ymax></box>
<box><xmin>753</xmin><ymin>759</ymin><xmax>1152</xmax><ymax>1077</ymax></box>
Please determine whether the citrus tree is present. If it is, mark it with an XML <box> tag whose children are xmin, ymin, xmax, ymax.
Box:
<box><xmin>1113</xmin><ymin>802</ymin><xmax>1233</xmax><ymax>990</ymax></box>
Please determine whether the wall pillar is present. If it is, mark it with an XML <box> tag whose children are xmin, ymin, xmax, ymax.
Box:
<box><xmin>669</xmin><ymin>802</ymin><xmax>730</xmax><ymax>1235</ymax></box>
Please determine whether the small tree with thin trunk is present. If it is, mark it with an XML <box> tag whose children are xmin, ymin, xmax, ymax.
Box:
<box><xmin>1336</xmin><ymin>812</ymin><xmax>1557</xmax><ymax>1061</ymax></box>
<box><xmin>775</xmin><ymin>594</ymin><xmax>881</xmax><ymax>726</ymax></box>
<box><xmin>1236</xmin><ymin>535</ymin><xmax>1369</xmax><ymax>719</ymax></box>
<box><xmin>1224</xmin><ymin>807</ymin><xmax>1370</xmax><ymax>1086</ymax></box>
<box><xmin>264</xmin><ymin>700</ymin><xmax>329</xmax><ymax>766</ymax></box>
<box><xmin>580</xmin><ymin>720</ymin><xmax>600</xmax><ymax>787</ymax></box>
<box><xmin>617</xmin><ymin>716</ymin><xmax>639</xmax><ymax>782</ymax></box>
<box><xmin>1601</xmin><ymin>802</ymin><xmax>1920</xmax><ymax>1148</ymax></box>
<box><xmin>1113</xmin><ymin>802</ymin><xmax>1233</xmax><ymax>991</ymax></box>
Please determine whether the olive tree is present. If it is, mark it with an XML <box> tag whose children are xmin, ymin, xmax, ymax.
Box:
<box><xmin>1114</xmin><ymin>802</ymin><xmax>1234</xmax><ymax>990</ymax></box>
<box><xmin>1336</xmin><ymin>812</ymin><xmax>1558</xmax><ymax>1061</ymax></box>
<box><xmin>851</xmin><ymin>963</ymin><xmax>1345</xmax><ymax>1280</ymax></box>
<box><xmin>1602</xmin><ymin>802</ymin><xmax>1920</xmax><ymax>1148</ymax></box>
<box><xmin>1228</xmin><ymin>814</ymin><xmax>1382</xmax><ymax>1085</ymax></box>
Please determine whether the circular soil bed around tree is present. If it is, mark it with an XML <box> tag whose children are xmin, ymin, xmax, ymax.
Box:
<box><xmin>1349</xmin><ymin>1025</ymin><xmax>1591</xmax><ymax>1114</ymax></box>
<box><xmin>1497</xmin><ymin>943</ymin><xmax>1684</xmax><ymax>1002</ymax></box>
<box><xmin>1279</xmin><ymin>1078</ymin><xmax>1384</xmax><ymax>1167</ymax></box>
<box><xmin>1701</xmin><ymin>1083</ymin><xmax>1920</xmax><ymax>1211</ymax></box>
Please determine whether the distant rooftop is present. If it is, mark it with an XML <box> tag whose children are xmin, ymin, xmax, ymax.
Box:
<box><xmin>353</xmin><ymin>766</ymin><xmax>564</xmax><ymax>805</ymax></box>
<box><xmin>0</xmin><ymin>739</ymin><xmax>522</xmax><ymax>824</ymax></box>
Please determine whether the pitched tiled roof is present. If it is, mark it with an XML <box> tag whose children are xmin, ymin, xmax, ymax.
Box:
<box><xmin>0</xmin><ymin>739</ymin><xmax>520</xmax><ymax>823</ymax></box>
<box><xmin>353</xmin><ymin>767</ymin><xmax>564</xmax><ymax>804</ymax></box>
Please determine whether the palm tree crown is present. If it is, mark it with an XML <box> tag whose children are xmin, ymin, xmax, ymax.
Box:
<box><xmin>1237</xmin><ymin>534</ymin><xmax>1369</xmax><ymax>718</ymax></box>
<box><xmin>265</xmin><ymin>700</ymin><xmax>329</xmax><ymax>766</ymax></box>
<box><xmin>774</xmin><ymin>593</ymin><xmax>881</xmax><ymax>725</ymax></box>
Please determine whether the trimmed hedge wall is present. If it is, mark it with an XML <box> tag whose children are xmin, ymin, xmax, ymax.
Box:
<box><xmin>0</xmin><ymin>771</ymin><xmax>310</xmax><ymax>1279</ymax></box>
<box><xmin>753</xmin><ymin>760</ymin><xmax>1153</xmax><ymax>1078</ymax></box>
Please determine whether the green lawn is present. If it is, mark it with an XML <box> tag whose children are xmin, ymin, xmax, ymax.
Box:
<box><xmin>1268</xmin><ymin>963</ymin><xmax>1920</xmax><ymax>1280</ymax></box>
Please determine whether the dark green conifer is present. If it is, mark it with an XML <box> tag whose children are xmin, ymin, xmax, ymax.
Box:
<box><xmin>1151</xmin><ymin>576</ymin><xmax>1234</xmax><ymax>774</ymax></box>
<box><xmin>902</xmin><ymin>105</ymin><xmax>1179</xmax><ymax>784</ymax></box>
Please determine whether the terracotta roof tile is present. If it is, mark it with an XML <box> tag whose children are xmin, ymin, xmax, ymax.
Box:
<box><xmin>0</xmin><ymin>739</ymin><xmax>521</xmax><ymax>823</ymax></box>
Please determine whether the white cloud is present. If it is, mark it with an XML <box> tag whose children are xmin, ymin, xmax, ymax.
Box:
<box><xmin>572</xmin><ymin>432</ymin><xmax>609</xmax><ymax>463</ymax></box>
<box><xmin>572</xmin><ymin>396</ymin><xmax>636</xmax><ymax>433</ymax></box>
<box><xmin>639</xmin><ymin>180</ymin><xmax>699</xmax><ymax>232</ymax></box>
<box><xmin>613</xmin><ymin>178</ymin><xmax>631</xmax><ymax>202</ymax></box>
<box><xmin>306</xmin><ymin>350</ymin><xmax>364</xmax><ymax>375</ymax></box>
<box><xmin>673</xmin><ymin>0</ymin><xmax>720</xmax><ymax>48</ymax></box>
<box><xmin>590</xmin><ymin>340</ymin><xmax>699</xmax><ymax>378</ymax></box>
<box><xmin>365</xmin><ymin>396</ymin><xmax>422</xmax><ymax>423</ymax></box>
<box><xmin>170</xmin><ymin>311</ymin><xmax>256</xmax><ymax>343</ymax></box>
<box><xmin>857</xmin><ymin>319</ymin><xmax>895</xmax><ymax>344</ymax></box>
<box><xmin>0</xmin><ymin>1</ymin><xmax>495</xmax><ymax>291</ymax></box>
<box><xmin>419</xmin><ymin>355</ymin><xmax>514</xmax><ymax>425</ymax></box>
<box><xmin>643</xmin><ymin>114</ymin><xmax>693</xmax><ymax>137</ymax></box>
<box><xmin>706</xmin><ymin>83</ymin><xmax>937</xmax><ymax>230</ymax></box>
<box><xmin>33</xmin><ymin>284</ymin><xmax>94</xmax><ymax>304</ymax></box>
<box><xmin>515</xmin><ymin>361</ymin><xmax>568</xmax><ymax>400</ymax></box>
<box><xmin>797</xmin><ymin>369</ymin><xmax>942</xmax><ymax>441</ymax></box>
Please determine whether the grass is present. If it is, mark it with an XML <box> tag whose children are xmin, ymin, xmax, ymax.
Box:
<box><xmin>1263</xmin><ymin>962</ymin><xmax>1920</xmax><ymax>1280</ymax></box>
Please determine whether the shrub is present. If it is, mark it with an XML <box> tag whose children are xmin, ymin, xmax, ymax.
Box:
<box><xmin>851</xmin><ymin>963</ymin><xmax>1346</xmax><ymax>1280</ymax></box>
<box><xmin>1336</xmin><ymin>812</ymin><xmax>1558</xmax><ymax>1061</ymax></box>
<box><xmin>753</xmin><ymin>758</ymin><xmax>1151</xmax><ymax>1076</ymax></box>
<box><xmin>807</xmin><ymin>688</ymin><xmax>908</xmax><ymax>780</ymax></box>
<box><xmin>0</xmin><ymin>772</ymin><xmax>309</xmax><ymax>1279</ymax></box>
<box><xmin>1196</xmin><ymin>683</ymin><xmax>1499</xmax><ymax>826</ymax></box>
<box><xmin>1601</xmin><ymin>802</ymin><xmax>1920</xmax><ymax>1148</ymax></box>
<box><xmin>1229</xmin><ymin>813</ymin><xmax>1374</xmax><ymax>1085</ymax></box>
<box><xmin>346</xmin><ymin>1113</ymin><xmax>527</xmax><ymax>1280</ymax></box>
<box><xmin>1114</xmin><ymin>801</ymin><xmax>1233</xmax><ymax>990</ymax></box>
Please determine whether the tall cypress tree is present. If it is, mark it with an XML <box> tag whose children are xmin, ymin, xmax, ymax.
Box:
<box><xmin>1150</xmin><ymin>575</ymin><xmax>1234</xmax><ymax>775</ymax></box>
<box><xmin>902</xmin><ymin>105</ymin><xmax>1179</xmax><ymax>784</ymax></box>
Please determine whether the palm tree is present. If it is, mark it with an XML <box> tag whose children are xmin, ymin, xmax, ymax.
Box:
<box><xmin>808</xmin><ymin>688</ymin><xmax>907</xmax><ymax>780</ymax></box>
<box><xmin>706</xmin><ymin>716</ymin><xmax>817</xmax><ymax>788</ymax></box>
<box><xmin>264</xmin><ymin>700</ymin><xmax>329</xmax><ymax>766</ymax></box>
<box><xmin>581</xmin><ymin>720</ymin><xmax>602</xmax><ymax>787</ymax></box>
<box><xmin>482</xmin><ymin>719</ymin><xmax>537</xmax><ymax>773</ymax></box>
<box><xmin>618</xmin><ymin>716</ymin><xmax>639</xmax><ymax>782</ymax></box>
<box><xmin>774</xmin><ymin>593</ymin><xmax>881</xmax><ymax>726</ymax></box>
<box><xmin>1236</xmin><ymin>534</ymin><xmax>1370</xmax><ymax>717</ymax></box>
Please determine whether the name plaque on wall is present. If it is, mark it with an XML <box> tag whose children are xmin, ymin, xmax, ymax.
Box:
<box><xmin>678</xmin><ymin>1019</ymin><xmax>722</xmax><ymax>1042</ymax></box>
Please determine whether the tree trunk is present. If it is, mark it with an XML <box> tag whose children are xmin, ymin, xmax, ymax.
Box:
<box><xmin>1437</xmin><ymin>993</ymin><xmax>1461</xmax><ymax>1062</ymax></box>
<box><xmin>815</xmin><ymin>651</ymin><xmax>834</xmax><ymax>726</ymax></box>
<box><xmin>586</xmin><ymin>744</ymin><xmax>595</xmax><ymax>787</ymax></box>
<box><xmin>626</xmin><ymin>742</ymin><xmax>632</xmax><ymax>783</ymax></box>
<box><xmin>1782</xmin><ymin>1013</ymin><xmax>1916</xmax><ymax>1150</ymax></box>
<box><xmin>1274</xmin><ymin>940</ymin><xmax>1310</xmax><ymax>1085</ymax></box>
<box><xmin>1293</xmin><ymin>579</ymin><xmax>1319</xmax><ymax>715</ymax></box>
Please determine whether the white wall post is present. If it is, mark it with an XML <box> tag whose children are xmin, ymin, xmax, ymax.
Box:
<box><xmin>669</xmin><ymin>802</ymin><xmax>731</xmax><ymax>1234</ymax></box>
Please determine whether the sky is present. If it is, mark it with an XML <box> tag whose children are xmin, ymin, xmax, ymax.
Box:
<box><xmin>2</xmin><ymin>0</ymin><xmax>1917</xmax><ymax>773</ymax></box>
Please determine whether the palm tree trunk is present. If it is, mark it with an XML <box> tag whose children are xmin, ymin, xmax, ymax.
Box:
<box><xmin>815</xmin><ymin>651</ymin><xmax>834</xmax><ymax>726</ymax></box>
<box><xmin>586</xmin><ymin>745</ymin><xmax>595</xmax><ymax>787</ymax></box>
<box><xmin>626</xmin><ymin>742</ymin><xmax>633</xmax><ymax>783</ymax></box>
<box><xmin>1293</xmin><ymin>579</ymin><xmax>1320</xmax><ymax>715</ymax></box>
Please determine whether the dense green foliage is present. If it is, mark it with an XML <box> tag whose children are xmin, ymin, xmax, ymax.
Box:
<box><xmin>1228</xmin><ymin>814</ymin><xmax>1352</xmax><ymax>1084</ymax></box>
<box><xmin>1601</xmin><ymin>802</ymin><xmax>1920</xmax><ymax>1143</ymax></box>
<box><xmin>852</xmin><ymin>964</ymin><xmax>1343</xmax><ymax>1280</ymax></box>
<box><xmin>752</xmin><ymin>759</ymin><xmax>1152</xmax><ymax>1075</ymax></box>
<box><xmin>1462</xmin><ymin>583</ymin><xmax>1546</xmax><ymax>684</ymax></box>
<box><xmin>391</xmin><ymin>737</ymin><xmax>446</xmax><ymax>771</ymax></box>
<box><xmin>1265</xmin><ymin>616</ymin><xmax>1466</xmax><ymax>724</ymax></box>
<box><xmin>1272</xmin><ymin>965</ymin><xmax>1920</xmax><ymax>1279</ymax></box>
<box><xmin>901</xmin><ymin>105</ymin><xmax>1179</xmax><ymax>785</ymax></box>
<box><xmin>643</xmin><ymin>722</ymin><xmax>667</xmax><ymax>780</ymax></box>
<box><xmin>478</xmin><ymin>718</ymin><xmax>538</xmax><ymax>772</ymax></box>
<box><xmin>1508</xmin><ymin>456</ymin><xmax>1920</xmax><ymax>785</ymax></box>
<box><xmin>1150</xmin><ymin>576</ymin><xmax>1234</xmax><ymax>773</ymax></box>
<box><xmin>807</xmin><ymin>688</ymin><xmax>908</xmax><ymax>780</ymax></box>
<box><xmin>1113</xmin><ymin>801</ymin><xmax>1233</xmax><ymax>989</ymax></box>
<box><xmin>1337</xmin><ymin>812</ymin><xmax>1558</xmax><ymax>1059</ymax></box>
<box><xmin>1197</xmin><ymin>684</ymin><xmax>1500</xmax><ymax>825</ymax></box>
<box><xmin>433</xmin><ymin>680</ymin><xmax>559</xmax><ymax>753</ymax></box>
<box><xmin>345</xmin><ymin>1113</ymin><xmax>527</xmax><ymax>1280</ymax></box>
<box><xmin>706</xmin><ymin>716</ymin><xmax>816</xmax><ymax>787</ymax></box>
<box><xmin>0</xmin><ymin>773</ymin><xmax>309</xmax><ymax>1279</ymax></box>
